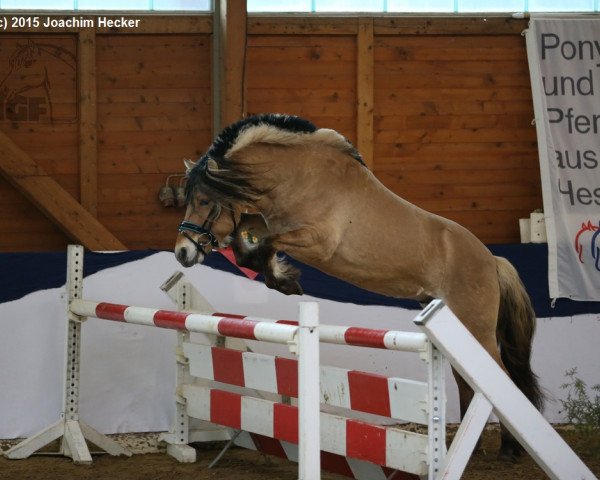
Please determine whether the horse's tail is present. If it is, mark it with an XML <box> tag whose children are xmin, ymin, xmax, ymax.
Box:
<box><xmin>495</xmin><ymin>256</ymin><xmax>544</xmax><ymax>410</ymax></box>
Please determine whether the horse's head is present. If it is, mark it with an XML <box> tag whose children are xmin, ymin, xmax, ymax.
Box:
<box><xmin>174</xmin><ymin>158</ymin><xmax>240</xmax><ymax>267</ymax></box>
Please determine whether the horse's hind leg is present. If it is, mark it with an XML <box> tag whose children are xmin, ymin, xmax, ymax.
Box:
<box><xmin>443</xmin><ymin>268</ymin><xmax>524</xmax><ymax>461</ymax></box>
<box><xmin>450</xmin><ymin>329</ymin><xmax>523</xmax><ymax>460</ymax></box>
<box><xmin>465</xmin><ymin>336</ymin><xmax>526</xmax><ymax>461</ymax></box>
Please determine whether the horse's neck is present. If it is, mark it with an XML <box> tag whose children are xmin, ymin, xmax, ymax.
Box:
<box><xmin>256</xmin><ymin>151</ymin><xmax>367</xmax><ymax>233</ymax></box>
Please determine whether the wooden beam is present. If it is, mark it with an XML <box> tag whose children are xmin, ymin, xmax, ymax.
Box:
<box><xmin>218</xmin><ymin>0</ymin><xmax>248</xmax><ymax>129</ymax></box>
<box><xmin>373</xmin><ymin>16</ymin><xmax>527</xmax><ymax>35</ymax></box>
<box><xmin>0</xmin><ymin>131</ymin><xmax>126</xmax><ymax>251</ymax></box>
<box><xmin>78</xmin><ymin>29</ymin><xmax>98</xmax><ymax>217</ymax></box>
<box><xmin>248</xmin><ymin>15</ymin><xmax>359</xmax><ymax>35</ymax></box>
<box><xmin>248</xmin><ymin>15</ymin><xmax>526</xmax><ymax>35</ymax></box>
<box><xmin>356</xmin><ymin>17</ymin><xmax>374</xmax><ymax>170</ymax></box>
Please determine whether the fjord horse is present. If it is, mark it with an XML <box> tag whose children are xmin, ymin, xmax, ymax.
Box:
<box><xmin>175</xmin><ymin>113</ymin><xmax>542</xmax><ymax>460</ymax></box>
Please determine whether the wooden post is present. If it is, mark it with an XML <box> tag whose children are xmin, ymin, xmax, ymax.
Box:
<box><xmin>216</xmin><ymin>0</ymin><xmax>247</xmax><ymax>130</ymax></box>
<box><xmin>356</xmin><ymin>17</ymin><xmax>374</xmax><ymax>170</ymax></box>
<box><xmin>78</xmin><ymin>29</ymin><xmax>98</xmax><ymax>217</ymax></box>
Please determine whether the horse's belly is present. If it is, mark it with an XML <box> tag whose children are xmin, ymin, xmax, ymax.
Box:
<box><xmin>312</xmin><ymin>258</ymin><xmax>437</xmax><ymax>302</ymax></box>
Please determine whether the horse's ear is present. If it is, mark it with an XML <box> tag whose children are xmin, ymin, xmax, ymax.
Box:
<box><xmin>207</xmin><ymin>159</ymin><xmax>218</xmax><ymax>171</ymax></box>
<box><xmin>183</xmin><ymin>158</ymin><xmax>195</xmax><ymax>173</ymax></box>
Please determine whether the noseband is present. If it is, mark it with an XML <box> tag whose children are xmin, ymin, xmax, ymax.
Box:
<box><xmin>178</xmin><ymin>202</ymin><xmax>237</xmax><ymax>253</ymax></box>
<box><xmin>178</xmin><ymin>202</ymin><xmax>221</xmax><ymax>252</ymax></box>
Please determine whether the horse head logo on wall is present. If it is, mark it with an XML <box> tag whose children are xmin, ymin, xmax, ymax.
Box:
<box><xmin>0</xmin><ymin>38</ymin><xmax>76</xmax><ymax>123</ymax></box>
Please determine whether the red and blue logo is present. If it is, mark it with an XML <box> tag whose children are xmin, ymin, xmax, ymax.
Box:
<box><xmin>574</xmin><ymin>221</ymin><xmax>600</xmax><ymax>272</ymax></box>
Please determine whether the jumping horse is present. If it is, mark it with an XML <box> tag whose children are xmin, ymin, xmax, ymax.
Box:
<box><xmin>174</xmin><ymin>113</ymin><xmax>543</xmax><ymax>460</ymax></box>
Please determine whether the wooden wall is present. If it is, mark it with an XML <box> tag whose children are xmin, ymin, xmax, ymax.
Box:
<box><xmin>0</xmin><ymin>35</ymin><xmax>79</xmax><ymax>250</ymax></box>
<box><xmin>373</xmin><ymin>33</ymin><xmax>539</xmax><ymax>243</ymax></box>
<box><xmin>0</xmin><ymin>18</ymin><xmax>212</xmax><ymax>251</ymax></box>
<box><xmin>0</xmin><ymin>14</ymin><xmax>541</xmax><ymax>252</ymax></box>
<box><xmin>96</xmin><ymin>34</ymin><xmax>212</xmax><ymax>249</ymax></box>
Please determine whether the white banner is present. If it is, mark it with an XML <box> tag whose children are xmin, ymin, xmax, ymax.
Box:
<box><xmin>526</xmin><ymin>16</ymin><xmax>600</xmax><ymax>301</ymax></box>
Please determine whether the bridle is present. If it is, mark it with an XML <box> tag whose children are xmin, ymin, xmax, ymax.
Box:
<box><xmin>178</xmin><ymin>201</ymin><xmax>237</xmax><ymax>253</ymax></box>
<box><xmin>178</xmin><ymin>202</ymin><xmax>221</xmax><ymax>251</ymax></box>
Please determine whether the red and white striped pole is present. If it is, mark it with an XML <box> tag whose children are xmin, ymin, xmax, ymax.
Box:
<box><xmin>69</xmin><ymin>299</ymin><xmax>299</xmax><ymax>345</ymax></box>
<box><xmin>212</xmin><ymin>313</ymin><xmax>428</xmax><ymax>353</ymax></box>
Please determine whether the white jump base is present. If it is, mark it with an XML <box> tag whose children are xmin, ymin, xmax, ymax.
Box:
<box><xmin>4</xmin><ymin>245</ymin><xmax>596</xmax><ymax>480</ymax></box>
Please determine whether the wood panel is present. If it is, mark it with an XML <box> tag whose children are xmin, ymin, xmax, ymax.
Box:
<box><xmin>0</xmin><ymin>31</ymin><xmax>212</xmax><ymax>252</ymax></box>
<box><xmin>0</xmin><ymin>35</ymin><xmax>79</xmax><ymax>251</ymax></box>
<box><xmin>96</xmin><ymin>34</ymin><xmax>212</xmax><ymax>250</ymax></box>
<box><xmin>357</xmin><ymin>17</ymin><xmax>374</xmax><ymax>169</ymax></box>
<box><xmin>246</xmin><ymin>34</ymin><xmax>358</xmax><ymax>143</ymax></box>
<box><xmin>78</xmin><ymin>29</ymin><xmax>98</xmax><ymax>217</ymax></box>
<box><xmin>248</xmin><ymin>15</ymin><xmax>526</xmax><ymax>36</ymax></box>
<box><xmin>217</xmin><ymin>0</ymin><xmax>248</xmax><ymax>129</ymax></box>
<box><xmin>374</xmin><ymin>34</ymin><xmax>541</xmax><ymax>243</ymax></box>
<box><xmin>0</xmin><ymin>130</ymin><xmax>125</xmax><ymax>250</ymax></box>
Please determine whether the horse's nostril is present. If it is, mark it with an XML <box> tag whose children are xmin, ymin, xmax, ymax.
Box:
<box><xmin>177</xmin><ymin>247</ymin><xmax>187</xmax><ymax>261</ymax></box>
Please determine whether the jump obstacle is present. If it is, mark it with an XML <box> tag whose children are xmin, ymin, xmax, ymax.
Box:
<box><xmin>4</xmin><ymin>245</ymin><xmax>596</xmax><ymax>480</ymax></box>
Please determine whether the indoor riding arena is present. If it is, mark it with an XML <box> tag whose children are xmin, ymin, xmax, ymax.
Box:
<box><xmin>0</xmin><ymin>1</ymin><xmax>599</xmax><ymax>479</ymax></box>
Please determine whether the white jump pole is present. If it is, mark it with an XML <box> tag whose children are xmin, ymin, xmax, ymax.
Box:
<box><xmin>297</xmin><ymin>302</ymin><xmax>320</xmax><ymax>480</ymax></box>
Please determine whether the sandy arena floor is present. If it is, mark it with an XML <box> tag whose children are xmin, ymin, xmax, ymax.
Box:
<box><xmin>1</xmin><ymin>425</ymin><xmax>598</xmax><ymax>479</ymax></box>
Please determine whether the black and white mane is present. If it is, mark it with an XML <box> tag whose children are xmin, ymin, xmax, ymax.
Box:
<box><xmin>185</xmin><ymin>113</ymin><xmax>364</xmax><ymax>206</ymax></box>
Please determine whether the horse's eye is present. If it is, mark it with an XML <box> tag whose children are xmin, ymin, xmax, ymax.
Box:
<box><xmin>199</xmin><ymin>199</ymin><xmax>210</xmax><ymax>206</ymax></box>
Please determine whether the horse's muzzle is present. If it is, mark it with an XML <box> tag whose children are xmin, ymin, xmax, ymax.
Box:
<box><xmin>175</xmin><ymin>242</ymin><xmax>206</xmax><ymax>267</ymax></box>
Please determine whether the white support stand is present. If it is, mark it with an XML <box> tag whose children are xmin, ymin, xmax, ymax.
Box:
<box><xmin>297</xmin><ymin>302</ymin><xmax>320</xmax><ymax>480</ymax></box>
<box><xmin>158</xmin><ymin>277</ymin><xmax>197</xmax><ymax>463</ymax></box>
<box><xmin>158</xmin><ymin>272</ymin><xmax>238</xmax><ymax>459</ymax></box>
<box><xmin>4</xmin><ymin>245</ymin><xmax>131</xmax><ymax>463</ymax></box>
<box><xmin>440</xmin><ymin>392</ymin><xmax>493</xmax><ymax>479</ymax></box>
<box><xmin>425</xmin><ymin>339</ymin><xmax>446</xmax><ymax>479</ymax></box>
<box><xmin>415</xmin><ymin>300</ymin><xmax>597</xmax><ymax>480</ymax></box>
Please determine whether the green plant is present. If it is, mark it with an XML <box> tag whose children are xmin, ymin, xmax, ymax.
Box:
<box><xmin>559</xmin><ymin>368</ymin><xmax>600</xmax><ymax>458</ymax></box>
<box><xmin>560</xmin><ymin>367</ymin><xmax>600</xmax><ymax>430</ymax></box>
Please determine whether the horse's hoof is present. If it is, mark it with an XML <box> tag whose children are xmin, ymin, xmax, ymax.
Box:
<box><xmin>282</xmin><ymin>281</ymin><xmax>303</xmax><ymax>296</ymax></box>
<box><xmin>277</xmin><ymin>281</ymin><xmax>303</xmax><ymax>296</ymax></box>
<box><xmin>266</xmin><ymin>278</ymin><xmax>303</xmax><ymax>296</ymax></box>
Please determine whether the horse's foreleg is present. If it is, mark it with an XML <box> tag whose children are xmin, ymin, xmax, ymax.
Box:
<box><xmin>263</xmin><ymin>253</ymin><xmax>303</xmax><ymax>296</ymax></box>
<box><xmin>231</xmin><ymin>234</ymin><xmax>303</xmax><ymax>296</ymax></box>
<box><xmin>231</xmin><ymin>231</ymin><xmax>264</xmax><ymax>272</ymax></box>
